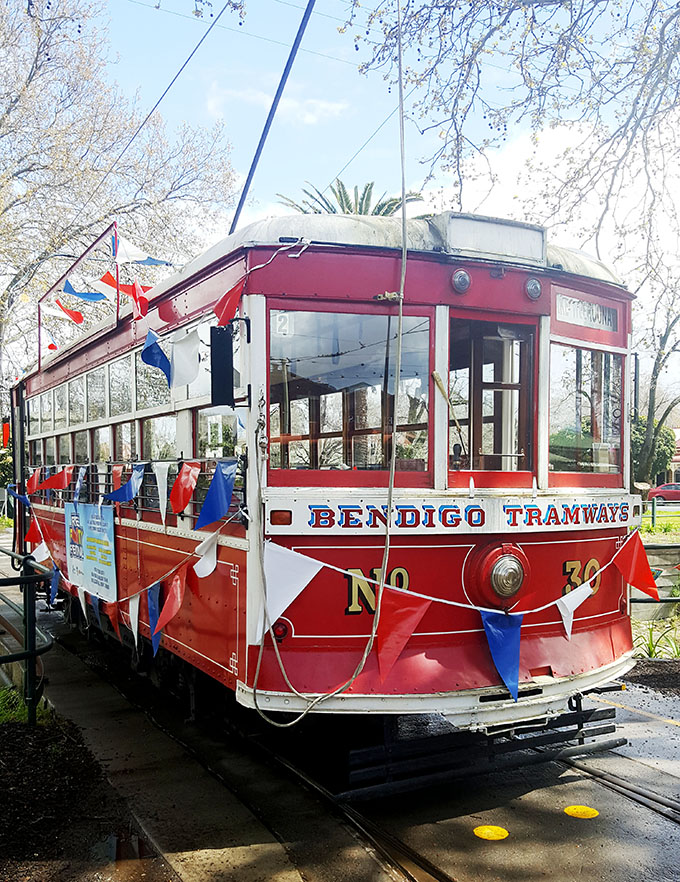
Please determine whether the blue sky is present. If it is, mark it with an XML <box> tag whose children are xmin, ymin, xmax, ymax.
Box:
<box><xmin>105</xmin><ymin>0</ymin><xmax>441</xmax><ymax>226</ymax></box>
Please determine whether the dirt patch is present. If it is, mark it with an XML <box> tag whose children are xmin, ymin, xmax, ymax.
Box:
<box><xmin>623</xmin><ymin>658</ymin><xmax>680</xmax><ymax>696</ymax></box>
<box><xmin>0</xmin><ymin>717</ymin><xmax>178</xmax><ymax>882</ymax></box>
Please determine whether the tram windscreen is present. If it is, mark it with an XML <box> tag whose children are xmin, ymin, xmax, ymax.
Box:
<box><xmin>269</xmin><ymin>310</ymin><xmax>429</xmax><ymax>471</ymax></box>
<box><xmin>448</xmin><ymin>319</ymin><xmax>534</xmax><ymax>471</ymax></box>
<box><xmin>549</xmin><ymin>343</ymin><xmax>622</xmax><ymax>473</ymax></box>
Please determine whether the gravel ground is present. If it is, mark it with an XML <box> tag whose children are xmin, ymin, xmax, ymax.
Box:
<box><xmin>0</xmin><ymin>716</ymin><xmax>178</xmax><ymax>882</ymax></box>
<box><xmin>623</xmin><ymin>658</ymin><xmax>680</xmax><ymax>696</ymax></box>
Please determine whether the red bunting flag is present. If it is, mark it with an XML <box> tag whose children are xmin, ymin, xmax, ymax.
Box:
<box><xmin>375</xmin><ymin>588</ymin><xmax>432</xmax><ymax>682</ymax></box>
<box><xmin>131</xmin><ymin>278</ymin><xmax>149</xmax><ymax>320</ymax></box>
<box><xmin>213</xmin><ymin>277</ymin><xmax>246</xmax><ymax>326</ymax></box>
<box><xmin>54</xmin><ymin>298</ymin><xmax>84</xmax><ymax>325</ymax></box>
<box><xmin>97</xmin><ymin>272</ymin><xmax>152</xmax><ymax>301</ymax></box>
<box><xmin>169</xmin><ymin>461</ymin><xmax>201</xmax><ymax>514</ymax></box>
<box><xmin>37</xmin><ymin>465</ymin><xmax>74</xmax><ymax>492</ymax></box>
<box><xmin>102</xmin><ymin>601</ymin><xmax>121</xmax><ymax>641</ymax></box>
<box><xmin>2</xmin><ymin>423</ymin><xmax>8</xmax><ymax>448</ymax></box>
<box><xmin>112</xmin><ymin>465</ymin><xmax>124</xmax><ymax>491</ymax></box>
<box><xmin>26</xmin><ymin>467</ymin><xmax>42</xmax><ymax>494</ymax></box>
<box><xmin>612</xmin><ymin>531</ymin><xmax>659</xmax><ymax>601</ymax></box>
<box><xmin>25</xmin><ymin>517</ymin><xmax>42</xmax><ymax>544</ymax></box>
<box><xmin>154</xmin><ymin>563</ymin><xmax>189</xmax><ymax>634</ymax></box>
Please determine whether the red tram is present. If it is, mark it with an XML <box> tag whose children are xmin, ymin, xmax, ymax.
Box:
<box><xmin>12</xmin><ymin>212</ymin><xmax>643</xmax><ymax>736</ymax></box>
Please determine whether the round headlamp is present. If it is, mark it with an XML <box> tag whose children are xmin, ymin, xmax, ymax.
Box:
<box><xmin>489</xmin><ymin>554</ymin><xmax>525</xmax><ymax>598</ymax></box>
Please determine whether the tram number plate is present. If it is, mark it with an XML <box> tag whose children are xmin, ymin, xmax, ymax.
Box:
<box><xmin>562</xmin><ymin>559</ymin><xmax>601</xmax><ymax>595</ymax></box>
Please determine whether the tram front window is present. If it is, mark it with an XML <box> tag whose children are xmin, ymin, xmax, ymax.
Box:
<box><xmin>449</xmin><ymin>319</ymin><xmax>534</xmax><ymax>472</ymax></box>
<box><xmin>269</xmin><ymin>310</ymin><xmax>430</xmax><ymax>471</ymax></box>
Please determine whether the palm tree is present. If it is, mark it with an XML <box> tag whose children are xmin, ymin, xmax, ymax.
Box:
<box><xmin>277</xmin><ymin>179</ymin><xmax>423</xmax><ymax>217</ymax></box>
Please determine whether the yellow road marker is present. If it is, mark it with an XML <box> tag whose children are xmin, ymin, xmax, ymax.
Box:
<box><xmin>473</xmin><ymin>825</ymin><xmax>509</xmax><ymax>840</ymax></box>
<box><xmin>591</xmin><ymin>695</ymin><xmax>680</xmax><ymax>728</ymax></box>
<box><xmin>564</xmin><ymin>805</ymin><xmax>599</xmax><ymax>819</ymax></box>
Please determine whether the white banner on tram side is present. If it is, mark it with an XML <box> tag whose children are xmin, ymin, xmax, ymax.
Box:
<box><xmin>265</xmin><ymin>495</ymin><xmax>638</xmax><ymax>535</ymax></box>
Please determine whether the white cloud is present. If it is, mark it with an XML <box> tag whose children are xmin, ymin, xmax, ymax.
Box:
<box><xmin>206</xmin><ymin>82</ymin><xmax>348</xmax><ymax>126</ymax></box>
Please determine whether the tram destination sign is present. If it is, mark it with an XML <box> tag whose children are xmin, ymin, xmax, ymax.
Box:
<box><xmin>266</xmin><ymin>496</ymin><xmax>637</xmax><ymax>535</ymax></box>
<box><xmin>556</xmin><ymin>293</ymin><xmax>618</xmax><ymax>332</ymax></box>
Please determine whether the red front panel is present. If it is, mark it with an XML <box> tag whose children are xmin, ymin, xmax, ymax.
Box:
<box><xmin>249</xmin><ymin>530</ymin><xmax>632</xmax><ymax>696</ymax></box>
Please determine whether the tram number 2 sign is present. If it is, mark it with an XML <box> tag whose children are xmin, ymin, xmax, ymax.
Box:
<box><xmin>562</xmin><ymin>559</ymin><xmax>601</xmax><ymax>595</ymax></box>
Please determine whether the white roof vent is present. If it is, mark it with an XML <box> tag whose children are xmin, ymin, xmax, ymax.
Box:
<box><xmin>439</xmin><ymin>213</ymin><xmax>546</xmax><ymax>266</ymax></box>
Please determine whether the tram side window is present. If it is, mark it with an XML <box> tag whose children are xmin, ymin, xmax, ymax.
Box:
<box><xmin>136</xmin><ymin>351</ymin><xmax>171</xmax><ymax>410</ymax></box>
<box><xmin>269</xmin><ymin>310</ymin><xmax>430</xmax><ymax>471</ymax></box>
<box><xmin>549</xmin><ymin>344</ymin><xmax>622</xmax><ymax>473</ymax></box>
<box><xmin>45</xmin><ymin>437</ymin><xmax>56</xmax><ymax>467</ymax></box>
<box><xmin>110</xmin><ymin>357</ymin><xmax>133</xmax><ymax>416</ymax></box>
<box><xmin>114</xmin><ymin>422</ymin><xmax>137</xmax><ymax>461</ymax></box>
<box><xmin>54</xmin><ymin>386</ymin><xmax>67</xmax><ymax>430</ymax></box>
<box><xmin>29</xmin><ymin>440</ymin><xmax>42</xmax><ymax>466</ymax></box>
<box><xmin>57</xmin><ymin>435</ymin><xmax>70</xmax><ymax>464</ymax></box>
<box><xmin>27</xmin><ymin>398</ymin><xmax>39</xmax><ymax>436</ymax></box>
<box><xmin>448</xmin><ymin>319</ymin><xmax>534</xmax><ymax>471</ymax></box>
<box><xmin>69</xmin><ymin>378</ymin><xmax>85</xmax><ymax>426</ymax></box>
<box><xmin>196</xmin><ymin>407</ymin><xmax>237</xmax><ymax>459</ymax></box>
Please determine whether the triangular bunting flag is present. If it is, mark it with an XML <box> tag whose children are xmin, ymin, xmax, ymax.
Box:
<box><xmin>30</xmin><ymin>541</ymin><xmax>50</xmax><ymax>562</ymax></box>
<box><xmin>37</xmin><ymin>465</ymin><xmax>74</xmax><ymax>491</ymax></box>
<box><xmin>25</xmin><ymin>517</ymin><xmax>42</xmax><ymax>544</ymax></box>
<box><xmin>195</xmin><ymin>461</ymin><xmax>237</xmax><ymax>530</ymax></box>
<box><xmin>128</xmin><ymin>593</ymin><xmax>140</xmax><ymax>651</ymax></box>
<box><xmin>375</xmin><ymin>587</ymin><xmax>432</xmax><ymax>682</ymax></box>
<box><xmin>46</xmin><ymin>329</ymin><xmax>58</xmax><ymax>351</ymax></box>
<box><xmin>555</xmin><ymin>584</ymin><xmax>593</xmax><ymax>640</ymax></box>
<box><xmin>480</xmin><ymin>610</ymin><xmax>524</xmax><ymax>701</ymax></box>
<box><xmin>26</xmin><ymin>468</ymin><xmax>42</xmax><ymax>494</ymax></box>
<box><xmin>93</xmin><ymin>271</ymin><xmax>151</xmax><ymax>301</ymax></box>
<box><xmin>151</xmin><ymin>462</ymin><xmax>171</xmax><ymax>525</ymax></box>
<box><xmin>141</xmin><ymin>330</ymin><xmax>171</xmax><ymax>386</ymax></box>
<box><xmin>90</xmin><ymin>595</ymin><xmax>102</xmax><ymax>630</ymax></box>
<box><xmin>154</xmin><ymin>564</ymin><xmax>189</xmax><ymax>634</ymax></box>
<box><xmin>7</xmin><ymin>487</ymin><xmax>31</xmax><ymax>508</ymax></box>
<box><xmin>104</xmin><ymin>463</ymin><xmax>145</xmax><ymax>503</ymax></box>
<box><xmin>49</xmin><ymin>567</ymin><xmax>60</xmax><ymax>605</ymax></box>
<box><xmin>169</xmin><ymin>462</ymin><xmax>201</xmax><ymax>514</ymax></box>
<box><xmin>114</xmin><ymin>234</ymin><xmax>172</xmax><ymax>266</ymax></box>
<box><xmin>103</xmin><ymin>601</ymin><xmax>121</xmax><ymax>641</ymax></box>
<box><xmin>64</xmin><ymin>279</ymin><xmax>106</xmax><ymax>302</ymax></box>
<box><xmin>613</xmin><ymin>531</ymin><xmax>659</xmax><ymax>600</ymax></box>
<box><xmin>147</xmin><ymin>584</ymin><xmax>162</xmax><ymax>656</ymax></box>
<box><xmin>131</xmin><ymin>279</ymin><xmax>149</xmax><ymax>320</ymax></box>
<box><xmin>213</xmin><ymin>277</ymin><xmax>245</xmax><ymax>326</ymax></box>
<box><xmin>170</xmin><ymin>329</ymin><xmax>200</xmax><ymax>387</ymax></box>
<box><xmin>54</xmin><ymin>298</ymin><xmax>84</xmax><ymax>324</ymax></box>
<box><xmin>261</xmin><ymin>543</ymin><xmax>323</xmax><ymax>642</ymax></box>
<box><xmin>193</xmin><ymin>531</ymin><xmax>219</xmax><ymax>578</ymax></box>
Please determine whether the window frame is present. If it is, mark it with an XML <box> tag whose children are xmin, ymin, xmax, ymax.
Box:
<box><xmin>266</xmin><ymin>298</ymin><xmax>435</xmax><ymax>488</ymax></box>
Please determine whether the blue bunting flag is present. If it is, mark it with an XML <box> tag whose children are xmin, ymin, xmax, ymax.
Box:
<box><xmin>195</xmin><ymin>461</ymin><xmax>237</xmax><ymax>530</ymax></box>
<box><xmin>64</xmin><ymin>279</ymin><xmax>106</xmax><ymax>302</ymax></box>
<box><xmin>90</xmin><ymin>594</ymin><xmax>102</xmax><ymax>630</ymax></box>
<box><xmin>49</xmin><ymin>566</ymin><xmax>60</xmax><ymax>605</ymax></box>
<box><xmin>480</xmin><ymin>609</ymin><xmax>524</xmax><ymax>702</ymax></box>
<box><xmin>7</xmin><ymin>486</ymin><xmax>31</xmax><ymax>508</ymax></box>
<box><xmin>147</xmin><ymin>583</ymin><xmax>162</xmax><ymax>656</ymax></box>
<box><xmin>141</xmin><ymin>330</ymin><xmax>171</xmax><ymax>387</ymax></box>
<box><xmin>103</xmin><ymin>463</ymin><xmax>145</xmax><ymax>503</ymax></box>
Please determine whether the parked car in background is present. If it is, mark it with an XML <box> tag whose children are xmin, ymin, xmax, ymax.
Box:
<box><xmin>648</xmin><ymin>483</ymin><xmax>680</xmax><ymax>502</ymax></box>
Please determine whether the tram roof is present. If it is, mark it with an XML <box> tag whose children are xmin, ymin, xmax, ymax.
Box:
<box><xmin>155</xmin><ymin>211</ymin><xmax>624</xmax><ymax>297</ymax></box>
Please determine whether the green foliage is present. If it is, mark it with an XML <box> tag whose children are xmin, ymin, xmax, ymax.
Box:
<box><xmin>634</xmin><ymin>623</ymin><xmax>675</xmax><ymax>658</ymax></box>
<box><xmin>0</xmin><ymin>437</ymin><xmax>13</xmax><ymax>489</ymax></box>
<box><xmin>0</xmin><ymin>686</ymin><xmax>51</xmax><ymax>725</ymax></box>
<box><xmin>632</xmin><ymin>416</ymin><xmax>676</xmax><ymax>483</ymax></box>
<box><xmin>277</xmin><ymin>178</ymin><xmax>423</xmax><ymax>216</ymax></box>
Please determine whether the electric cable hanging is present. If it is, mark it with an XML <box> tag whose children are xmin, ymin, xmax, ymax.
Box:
<box><xmin>252</xmin><ymin>0</ymin><xmax>411</xmax><ymax>727</ymax></box>
<box><xmin>66</xmin><ymin>1</ymin><xmax>236</xmax><ymax>234</ymax></box>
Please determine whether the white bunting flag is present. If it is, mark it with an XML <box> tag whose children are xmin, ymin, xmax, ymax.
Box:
<box><xmin>31</xmin><ymin>541</ymin><xmax>50</xmax><ymax>563</ymax></box>
<box><xmin>259</xmin><ymin>542</ymin><xmax>324</xmax><ymax>643</ymax></box>
<box><xmin>151</xmin><ymin>462</ymin><xmax>171</xmax><ymax>526</ymax></box>
<box><xmin>114</xmin><ymin>234</ymin><xmax>171</xmax><ymax>267</ymax></box>
<box><xmin>170</xmin><ymin>329</ymin><xmax>200</xmax><ymax>388</ymax></box>
<box><xmin>193</xmin><ymin>531</ymin><xmax>219</xmax><ymax>579</ymax></box>
<box><xmin>556</xmin><ymin>583</ymin><xmax>594</xmax><ymax>640</ymax></box>
<box><xmin>128</xmin><ymin>593</ymin><xmax>141</xmax><ymax>651</ymax></box>
<box><xmin>77</xmin><ymin>586</ymin><xmax>88</xmax><ymax>618</ymax></box>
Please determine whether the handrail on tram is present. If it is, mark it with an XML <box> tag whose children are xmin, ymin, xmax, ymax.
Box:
<box><xmin>0</xmin><ymin>546</ymin><xmax>54</xmax><ymax>725</ymax></box>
